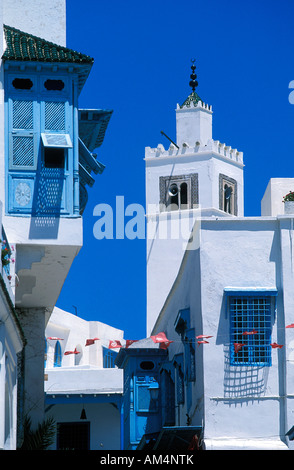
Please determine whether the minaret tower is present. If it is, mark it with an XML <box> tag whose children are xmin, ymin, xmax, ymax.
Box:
<box><xmin>145</xmin><ymin>61</ymin><xmax>244</xmax><ymax>334</ymax></box>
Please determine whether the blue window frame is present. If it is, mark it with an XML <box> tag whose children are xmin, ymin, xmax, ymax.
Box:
<box><xmin>227</xmin><ymin>291</ymin><xmax>276</xmax><ymax>366</ymax></box>
<box><xmin>103</xmin><ymin>347</ymin><xmax>117</xmax><ymax>368</ymax></box>
<box><xmin>54</xmin><ymin>341</ymin><xmax>62</xmax><ymax>367</ymax></box>
<box><xmin>174</xmin><ymin>308</ymin><xmax>196</xmax><ymax>382</ymax></box>
<box><xmin>6</xmin><ymin>72</ymin><xmax>74</xmax><ymax>216</ymax></box>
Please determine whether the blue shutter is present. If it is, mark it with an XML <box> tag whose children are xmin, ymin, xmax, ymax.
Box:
<box><xmin>44</xmin><ymin>101</ymin><xmax>66</xmax><ymax>131</ymax></box>
<box><xmin>9</xmin><ymin>98</ymin><xmax>38</xmax><ymax>170</ymax></box>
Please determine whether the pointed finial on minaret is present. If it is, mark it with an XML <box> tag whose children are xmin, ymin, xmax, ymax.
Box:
<box><xmin>189</xmin><ymin>59</ymin><xmax>198</xmax><ymax>92</ymax></box>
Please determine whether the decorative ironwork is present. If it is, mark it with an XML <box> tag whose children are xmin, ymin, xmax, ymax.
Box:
<box><xmin>180</xmin><ymin>59</ymin><xmax>203</xmax><ymax>108</ymax></box>
<box><xmin>189</xmin><ymin>59</ymin><xmax>198</xmax><ymax>92</ymax></box>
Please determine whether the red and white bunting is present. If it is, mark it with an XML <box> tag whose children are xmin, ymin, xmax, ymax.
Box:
<box><xmin>85</xmin><ymin>338</ymin><xmax>99</xmax><ymax>346</ymax></box>
<box><xmin>242</xmin><ymin>329</ymin><xmax>258</xmax><ymax>336</ymax></box>
<box><xmin>234</xmin><ymin>343</ymin><xmax>245</xmax><ymax>353</ymax></box>
<box><xmin>64</xmin><ymin>348</ymin><xmax>80</xmax><ymax>355</ymax></box>
<box><xmin>109</xmin><ymin>340</ymin><xmax>122</xmax><ymax>349</ymax></box>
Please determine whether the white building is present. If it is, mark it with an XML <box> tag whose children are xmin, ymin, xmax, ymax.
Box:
<box><xmin>0</xmin><ymin>201</ymin><xmax>25</xmax><ymax>450</ymax></box>
<box><xmin>144</xmin><ymin>65</ymin><xmax>294</xmax><ymax>450</ymax></box>
<box><xmin>0</xmin><ymin>0</ymin><xmax>112</xmax><ymax>448</ymax></box>
<box><xmin>45</xmin><ymin>307</ymin><xmax>124</xmax><ymax>450</ymax></box>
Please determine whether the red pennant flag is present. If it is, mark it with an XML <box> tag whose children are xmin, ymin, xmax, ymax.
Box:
<box><xmin>109</xmin><ymin>340</ymin><xmax>122</xmax><ymax>349</ymax></box>
<box><xmin>47</xmin><ymin>337</ymin><xmax>64</xmax><ymax>340</ymax></box>
<box><xmin>159</xmin><ymin>340</ymin><xmax>173</xmax><ymax>349</ymax></box>
<box><xmin>125</xmin><ymin>340</ymin><xmax>138</xmax><ymax>348</ymax></box>
<box><xmin>270</xmin><ymin>342</ymin><xmax>283</xmax><ymax>349</ymax></box>
<box><xmin>150</xmin><ymin>332</ymin><xmax>169</xmax><ymax>343</ymax></box>
<box><xmin>151</xmin><ymin>332</ymin><xmax>173</xmax><ymax>348</ymax></box>
<box><xmin>197</xmin><ymin>340</ymin><xmax>209</xmax><ymax>346</ymax></box>
<box><xmin>234</xmin><ymin>343</ymin><xmax>245</xmax><ymax>353</ymax></box>
<box><xmin>196</xmin><ymin>335</ymin><xmax>213</xmax><ymax>339</ymax></box>
<box><xmin>242</xmin><ymin>329</ymin><xmax>258</xmax><ymax>336</ymax></box>
<box><xmin>64</xmin><ymin>348</ymin><xmax>80</xmax><ymax>355</ymax></box>
<box><xmin>187</xmin><ymin>434</ymin><xmax>200</xmax><ymax>451</ymax></box>
<box><xmin>85</xmin><ymin>338</ymin><xmax>99</xmax><ymax>346</ymax></box>
<box><xmin>286</xmin><ymin>323</ymin><xmax>294</xmax><ymax>329</ymax></box>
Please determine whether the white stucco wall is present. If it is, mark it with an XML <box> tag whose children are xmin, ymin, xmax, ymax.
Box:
<box><xmin>3</xmin><ymin>0</ymin><xmax>66</xmax><ymax>46</ymax></box>
<box><xmin>46</xmin><ymin>402</ymin><xmax>121</xmax><ymax>450</ymax></box>
<box><xmin>152</xmin><ymin>216</ymin><xmax>292</xmax><ymax>450</ymax></box>
<box><xmin>261</xmin><ymin>178</ymin><xmax>294</xmax><ymax>217</ymax></box>
<box><xmin>45</xmin><ymin>307</ymin><xmax>124</xmax><ymax>371</ymax></box>
<box><xmin>176</xmin><ymin>103</ymin><xmax>212</xmax><ymax>147</ymax></box>
<box><xmin>145</xmin><ymin>146</ymin><xmax>244</xmax><ymax>334</ymax></box>
<box><xmin>145</xmin><ymin>98</ymin><xmax>244</xmax><ymax>334</ymax></box>
<box><xmin>45</xmin><ymin>307</ymin><xmax>124</xmax><ymax>450</ymax></box>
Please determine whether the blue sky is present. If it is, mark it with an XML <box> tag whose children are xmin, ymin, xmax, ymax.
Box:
<box><xmin>57</xmin><ymin>0</ymin><xmax>294</xmax><ymax>340</ymax></box>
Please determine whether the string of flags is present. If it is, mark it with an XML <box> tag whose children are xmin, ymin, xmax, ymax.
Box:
<box><xmin>46</xmin><ymin>322</ymin><xmax>294</xmax><ymax>356</ymax></box>
<box><xmin>151</xmin><ymin>332</ymin><xmax>174</xmax><ymax>349</ymax></box>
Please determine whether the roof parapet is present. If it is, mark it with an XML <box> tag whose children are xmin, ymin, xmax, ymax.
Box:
<box><xmin>145</xmin><ymin>138</ymin><xmax>243</xmax><ymax>164</ymax></box>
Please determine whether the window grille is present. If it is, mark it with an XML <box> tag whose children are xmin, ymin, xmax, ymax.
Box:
<box><xmin>34</xmin><ymin>166</ymin><xmax>65</xmax><ymax>215</ymax></box>
<box><xmin>159</xmin><ymin>174</ymin><xmax>198</xmax><ymax>211</ymax></box>
<box><xmin>45</xmin><ymin>101</ymin><xmax>65</xmax><ymax>130</ymax></box>
<box><xmin>13</xmin><ymin>100</ymin><xmax>33</xmax><ymax>129</ymax></box>
<box><xmin>11</xmin><ymin>135</ymin><xmax>34</xmax><ymax>167</ymax></box>
<box><xmin>219</xmin><ymin>174</ymin><xmax>237</xmax><ymax>215</ymax></box>
<box><xmin>229</xmin><ymin>296</ymin><xmax>272</xmax><ymax>366</ymax></box>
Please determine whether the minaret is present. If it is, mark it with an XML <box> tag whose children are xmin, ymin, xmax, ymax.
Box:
<box><xmin>176</xmin><ymin>60</ymin><xmax>212</xmax><ymax>147</ymax></box>
<box><xmin>145</xmin><ymin>61</ymin><xmax>244</xmax><ymax>335</ymax></box>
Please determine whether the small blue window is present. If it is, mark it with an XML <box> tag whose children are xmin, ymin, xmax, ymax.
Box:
<box><xmin>229</xmin><ymin>295</ymin><xmax>273</xmax><ymax>366</ymax></box>
<box><xmin>103</xmin><ymin>347</ymin><xmax>117</xmax><ymax>368</ymax></box>
<box><xmin>54</xmin><ymin>341</ymin><xmax>62</xmax><ymax>367</ymax></box>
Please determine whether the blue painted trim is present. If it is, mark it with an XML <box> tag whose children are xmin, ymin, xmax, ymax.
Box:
<box><xmin>224</xmin><ymin>287</ymin><xmax>278</xmax><ymax>296</ymax></box>
<box><xmin>120</xmin><ymin>401</ymin><xmax>124</xmax><ymax>450</ymax></box>
<box><xmin>45</xmin><ymin>393</ymin><xmax>122</xmax><ymax>406</ymax></box>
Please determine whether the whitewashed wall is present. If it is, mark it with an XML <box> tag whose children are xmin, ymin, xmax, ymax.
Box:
<box><xmin>152</xmin><ymin>215</ymin><xmax>292</xmax><ymax>450</ymax></box>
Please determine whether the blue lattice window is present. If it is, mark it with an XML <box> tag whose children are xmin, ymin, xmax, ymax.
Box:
<box><xmin>228</xmin><ymin>291</ymin><xmax>276</xmax><ymax>366</ymax></box>
<box><xmin>44</xmin><ymin>101</ymin><xmax>66</xmax><ymax>130</ymax></box>
<box><xmin>9</xmin><ymin>99</ymin><xmax>37</xmax><ymax>170</ymax></box>
<box><xmin>6</xmin><ymin>71</ymin><xmax>75</xmax><ymax>216</ymax></box>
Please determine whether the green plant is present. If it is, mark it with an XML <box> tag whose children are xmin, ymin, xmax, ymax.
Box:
<box><xmin>282</xmin><ymin>191</ymin><xmax>294</xmax><ymax>203</ymax></box>
<box><xmin>18</xmin><ymin>416</ymin><xmax>56</xmax><ymax>450</ymax></box>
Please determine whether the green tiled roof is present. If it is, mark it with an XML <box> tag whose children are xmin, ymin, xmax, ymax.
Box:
<box><xmin>180</xmin><ymin>91</ymin><xmax>203</xmax><ymax>108</ymax></box>
<box><xmin>2</xmin><ymin>24</ymin><xmax>94</xmax><ymax>64</ymax></box>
